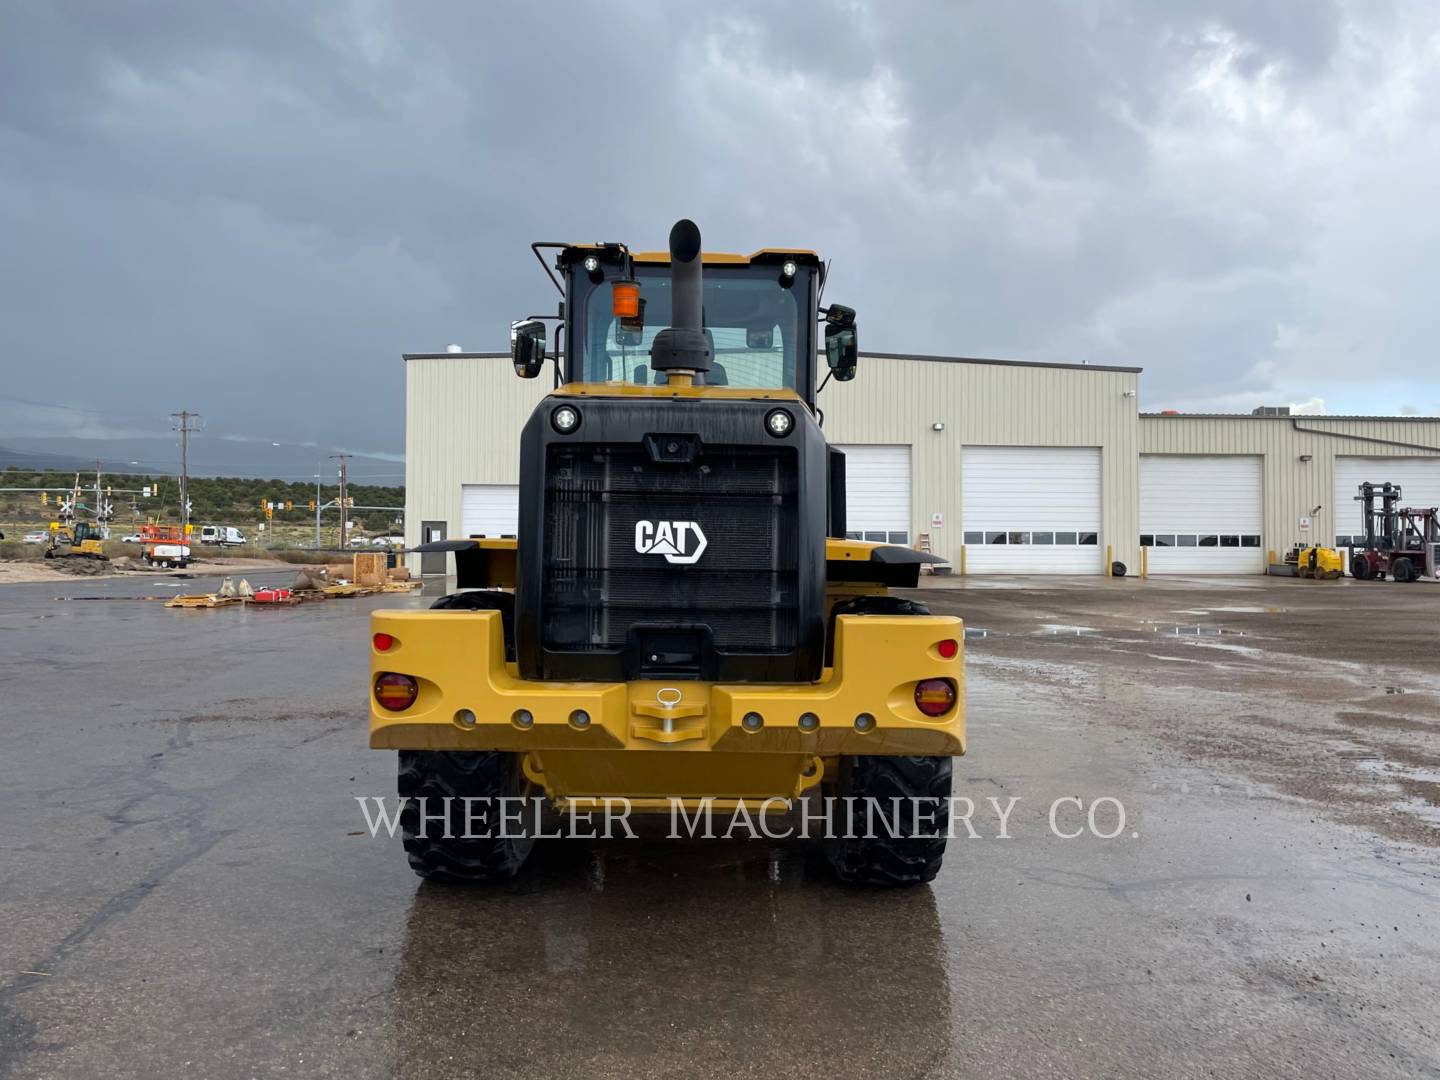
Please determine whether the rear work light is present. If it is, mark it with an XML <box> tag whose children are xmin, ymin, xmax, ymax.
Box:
<box><xmin>914</xmin><ymin>678</ymin><xmax>957</xmax><ymax>717</ymax></box>
<box><xmin>374</xmin><ymin>672</ymin><xmax>418</xmax><ymax>712</ymax></box>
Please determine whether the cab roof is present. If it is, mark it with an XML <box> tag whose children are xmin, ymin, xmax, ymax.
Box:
<box><xmin>561</xmin><ymin>243</ymin><xmax>821</xmax><ymax>268</ymax></box>
<box><xmin>630</xmin><ymin>248</ymin><xmax>819</xmax><ymax>266</ymax></box>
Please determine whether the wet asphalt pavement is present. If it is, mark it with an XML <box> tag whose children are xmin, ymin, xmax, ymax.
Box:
<box><xmin>1</xmin><ymin>572</ymin><xmax>1437</xmax><ymax>1078</ymax></box>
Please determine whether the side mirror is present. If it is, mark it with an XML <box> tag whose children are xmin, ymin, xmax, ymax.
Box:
<box><xmin>510</xmin><ymin>320</ymin><xmax>546</xmax><ymax>379</ymax></box>
<box><xmin>824</xmin><ymin>322</ymin><xmax>858</xmax><ymax>382</ymax></box>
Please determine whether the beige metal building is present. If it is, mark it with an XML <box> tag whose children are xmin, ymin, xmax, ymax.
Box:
<box><xmin>404</xmin><ymin>350</ymin><xmax>1440</xmax><ymax>576</ymax></box>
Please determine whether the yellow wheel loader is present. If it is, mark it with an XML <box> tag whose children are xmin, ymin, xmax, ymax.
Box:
<box><xmin>370</xmin><ymin>220</ymin><xmax>964</xmax><ymax>886</ymax></box>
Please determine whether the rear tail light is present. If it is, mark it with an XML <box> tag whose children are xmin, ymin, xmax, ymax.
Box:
<box><xmin>372</xmin><ymin>632</ymin><xmax>395</xmax><ymax>652</ymax></box>
<box><xmin>914</xmin><ymin>678</ymin><xmax>956</xmax><ymax>717</ymax></box>
<box><xmin>936</xmin><ymin>638</ymin><xmax>959</xmax><ymax>659</ymax></box>
<box><xmin>374</xmin><ymin>672</ymin><xmax>418</xmax><ymax>712</ymax></box>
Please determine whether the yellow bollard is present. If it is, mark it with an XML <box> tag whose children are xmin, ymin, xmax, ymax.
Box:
<box><xmin>959</xmin><ymin>545</ymin><xmax>966</xmax><ymax>576</ymax></box>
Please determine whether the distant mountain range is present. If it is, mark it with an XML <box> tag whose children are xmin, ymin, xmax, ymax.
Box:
<box><xmin>0</xmin><ymin>436</ymin><xmax>404</xmax><ymax>483</ymax></box>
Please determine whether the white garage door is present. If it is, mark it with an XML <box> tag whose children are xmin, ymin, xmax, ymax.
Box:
<box><xmin>834</xmin><ymin>445</ymin><xmax>912</xmax><ymax>544</ymax></box>
<box><xmin>1140</xmin><ymin>456</ymin><xmax>1263</xmax><ymax>574</ymax></box>
<box><xmin>961</xmin><ymin>446</ymin><xmax>1102</xmax><ymax>573</ymax></box>
<box><xmin>1333</xmin><ymin>457</ymin><xmax>1440</xmax><ymax>549</ymax></box>
<box><xmin>461</xmin><ymin>484</ymin><xmax>519</xmax><ymax>538</ymax></box>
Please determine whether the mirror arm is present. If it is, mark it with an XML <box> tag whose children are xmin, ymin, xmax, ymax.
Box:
<box><xmin>553</xmin><ymin>323</ymin><xmax>565</xmax><ymax>389</ymax></box>
<box><xmin>530</xmin><ymin>243</ymin><xmax>568</xmax><ymax>297</ymax></box>
<box><xmin>519</xmin><ymin>313</ymin><xmax>566</xmax><ymax>387</ymax></box>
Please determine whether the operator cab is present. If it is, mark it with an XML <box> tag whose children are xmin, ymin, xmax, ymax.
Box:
<box><xmin>510</xmin><ymin>237</ymin><xmax>858</xmax><ymax>405</ymax></box>
<box><xmin>503</xmin><ymin>221</ymin><xmax>862</xmax><ymax>685</ymax></box>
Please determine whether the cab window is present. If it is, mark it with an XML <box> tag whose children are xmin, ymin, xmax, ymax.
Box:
<box><xmin>575</xmin><ymin>265</ymin><xmax>809</xmax><ymax>391</ymax></box>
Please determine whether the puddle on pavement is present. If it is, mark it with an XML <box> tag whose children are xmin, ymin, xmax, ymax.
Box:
<box><xmin>1354</xmin><ymin>759</ymin><xmax>1440</xmax><ymax>825</ymax></box>
<box><xmin>1034</xmin><ymin>623</ymin><xmax>1098</xmax><ymax>636</ymax></box>
<box><xmin>1385</xmin><ymin>686</ymin><xmax>1408</xmax><ymax>695</ymax></box>
<box><xmin>1149</xmin><ymin>624</ymin><xmax>1246</xmax><ymax>637</ymax></box>
<box><xmin>964</xmin><ymin>627</ymin><xmax>992</xmax><ymax>640</ymax></box>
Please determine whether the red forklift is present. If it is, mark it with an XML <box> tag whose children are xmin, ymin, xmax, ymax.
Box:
<box><xmin>1348</xmin><ymin>481</ymin><xmax>1440</xmax><ymax>582</ymax></box>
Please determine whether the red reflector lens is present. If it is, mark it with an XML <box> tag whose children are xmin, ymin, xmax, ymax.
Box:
<box><xmin>374</xmin><ymin>672</ymin><xmax>418</xmax><ymax>712</ymax></box>
<box><xmin>937</xmin><ymin>638</ymin><xmax>958</xmax><ymax>659</ymax></box>
<box><xmin>914</xmin><ymin>678</ymin><xmax>956</xmax><ymax>717</ymax></box>
<box><xmin>373</xmin><ymin>632</ymin><xmax>395</xmax><ymax>652</ymax></box>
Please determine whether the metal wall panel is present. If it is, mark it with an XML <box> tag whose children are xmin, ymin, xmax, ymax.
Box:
<box><xmin>404</xmin><ymin>354</ymin><xmax>549</xmax><ymax>573</ymax></box>
<box><xmin>405</xmin><ymin>356</ymin><xmax>1440</xmax><ymax>580</ymax></box>
<box><xmin>821</xmin><ymin>356</ymin><xmax>1140</xmax><ymax>571</ymax></box>
<box><xmin>405</xmin><ymin>352</ymin><xmax>1143</xmax><ymax>574</ymax></box>
<box><xmin>1138</xmin><ymin>416</ymin><xmax>1440</xmax><ymax>562</ymax></box>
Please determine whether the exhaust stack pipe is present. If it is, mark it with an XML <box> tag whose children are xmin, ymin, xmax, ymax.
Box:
<box><xmin>669</xmin><ymin>218</ymin><xmax>703</xmax><ymax>334</ymax></box>
<box><xmin>649</xmin><ymin>218</ymin><xmax>712</xmax><ymax>376</ymax></box>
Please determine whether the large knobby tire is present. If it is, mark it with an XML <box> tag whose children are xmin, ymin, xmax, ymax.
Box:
<box><xmin>1391</xmin><ymin>557</ymin><xmax>1415</xmax><ymax>584</ymax></box>
<box><xmin>430</xmin><ymin>590</ymin><xmax>516</xmax><ymax>661</ymax></box>
<box><xmin>398</xmin><ymin>750</ymin><xmax>535</xmax><ymax>883</ymax></box>
<box><xmin>825</xmin><ymin>755</ymin><xmax>954</xmax><ymax>887</ymax></box>
<box><xmin>1351</xmin><ymin>555</ymin><xmax>1373</xmax><ymax>580</ymax></box>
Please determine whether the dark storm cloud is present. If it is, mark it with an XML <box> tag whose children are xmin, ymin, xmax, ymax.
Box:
<box><xmin>2</xmin><ymin>0</ymin><xmax>1438</xmax><ymax>462</ymax></box>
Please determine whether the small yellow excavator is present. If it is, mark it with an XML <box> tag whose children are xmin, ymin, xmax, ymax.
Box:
<box><xmin>45</xmin><ymin>521</ymin><xmax>108</xmax><ymax>560</ymax></box>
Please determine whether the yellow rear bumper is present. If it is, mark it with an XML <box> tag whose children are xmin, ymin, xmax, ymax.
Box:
<box><xmin>368</xmin><ymin>610</ymin><xmax>965</xmax><ymax>769</ymax></box>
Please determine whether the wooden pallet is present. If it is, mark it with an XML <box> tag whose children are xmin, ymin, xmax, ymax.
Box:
<box><xmin>322</xmin><ymin>583</ymin><xmax>379</xmax><ymax>598</ymax></box>
<box><xmin>165</xmin><ymin>594</ymin><xmax>241</xmax><ymax>609</ymax></box>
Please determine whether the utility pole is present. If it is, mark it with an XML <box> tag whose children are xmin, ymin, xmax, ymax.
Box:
<box><xmin>331</xmin><ymin>453</ymin><xmax>351</xmax><ymax>549</ymax></box>
<box><xmin>171</xmin><ymin>411</ymin><xmax>204</xmax><ymax>537</ymax></box>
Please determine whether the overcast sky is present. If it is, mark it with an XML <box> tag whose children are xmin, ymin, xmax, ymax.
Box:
<box><xmin>3</xmin><ymin>1</ymin><xmax>1439</xmax><ymax>466</ymax></box>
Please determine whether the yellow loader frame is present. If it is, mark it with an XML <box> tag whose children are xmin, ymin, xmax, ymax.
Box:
<box><xmin>370</xmin><ymin>541</ymin><xmax>964</xmax><ymax>805</ymax></box>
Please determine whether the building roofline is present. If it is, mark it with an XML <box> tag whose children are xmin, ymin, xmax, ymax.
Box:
<box><xmin>403</xmin><ymin>352</ymin><xmax>512</xmax><ymax>360</ymax></box>
<box><xmin>404</xmin><ymin>350</ymin><xmax>1142</xmax><ymax>374</ymax></box>
<box><xmin>861</xmin><ymin>351</ymin><xmax>1141</xmax><ymax>373</ymax></box>
<box><xmin>1141</xmin><ymin>412</ymin><xmax>1440</xmax><ymax>422</ymax></box>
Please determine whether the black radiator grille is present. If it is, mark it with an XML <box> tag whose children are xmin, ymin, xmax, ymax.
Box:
<box><xmin>541</xmin><ymin>444</ymin><xmax>800</xmax><ymax>654</ymax></box>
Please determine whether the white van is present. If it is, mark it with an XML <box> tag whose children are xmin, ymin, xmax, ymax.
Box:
<box><xmin>200</xmin><ymin>525</ymin><xmax>247</xmax><ymax>547</ymax></box>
